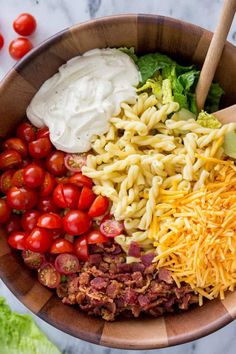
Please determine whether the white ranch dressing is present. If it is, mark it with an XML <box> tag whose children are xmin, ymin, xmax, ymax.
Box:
<box><xmin>26</xmin><ymin>48</ymin><xmax>139</xmax><ymax>153</ymax></box>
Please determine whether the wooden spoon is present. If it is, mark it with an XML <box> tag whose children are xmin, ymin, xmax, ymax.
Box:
<box><xmin>213</xmin><ymin>104</ymin><xmax>236</xmax><ymax>124</ymax></box>
<box><xmin>195</xmin><ymin>0</ymin><xmax>236</xmax><ymax>111</ymax></box>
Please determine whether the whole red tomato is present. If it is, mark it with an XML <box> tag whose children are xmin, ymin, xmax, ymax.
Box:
<box><xmin>7</xmin><ymin>186</ymin><xmax>37</xmax><ymax>210</ymax></box>
<box><xmin>74</xmin><ymin>236</ymin><xmax>89</xmax><ymax>261</ymax></box>
<box><xmin>63</xmin><ymin>210</ymin><xmax>91</xmax><ymax>236</ymax></box>
<box><xmin>0</xmin><ymin>33</ymin><xmax>4</xmax><ymax>50</ymax></box>
<box><xmin>46</xmin><ymin>151</ymin><xmax>66</xmax><ymax>177</ymax></box>
<box><xmin>9</xmin><ymin>37</ymin><xmax>33</xmax><ymax>60</ymax></box>
<box><xmin>17</xmin><ymin>122</ymin><xmax>35</xmax><ymax>143</ymax></box>
<box><xmin>13</xmin><ymin>13</ymin><xmax>37</xmax><ymax>36</ymax></box>
<box><xmin>21</xmin><ymin>210</ymin><xmax>41</xmax><ymax>232</ymax></box>
<box><xmin>28</xmin><ymin>137</ymin><xmax>52</xmax><ymax>159</ymax></box>
<box><xmin>23</xmin><ymin>164</ymin><xmax>45</xmax><ymax>188</ymax></box>
<box><xmin>8</xmin><ymin>231</ymin><xmax>28</xmax><ymax>250</ymax></box>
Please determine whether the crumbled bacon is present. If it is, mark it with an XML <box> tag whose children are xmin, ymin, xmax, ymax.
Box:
<box><xmin>59</xmin><ymin>242</ymin><xmax>197</xmax><ymax>321</ymax></box>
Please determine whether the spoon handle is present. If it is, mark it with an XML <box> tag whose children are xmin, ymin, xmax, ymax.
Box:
<box><xmin>195</xmin><ymin>0</ymin><xmax>236</xmax><ymax>111</ymax></box>
<box><xmin>214</xmin><ymin>104</ymin><xmax>236</xmax><ymax>124</ymax></box>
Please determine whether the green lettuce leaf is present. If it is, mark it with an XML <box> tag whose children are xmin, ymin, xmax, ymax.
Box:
<box><xmin>223</xmin><ymin>131</ymin><xmax>236</xmax><ymax>159</ymax></box>
<box><xmin>196</xmin><ymin>111</ymin><xmax>222</xmax><ymax>128</ymax></box>
<box><xmin>137</xmin><ymin>77</ymin><xmax>162</xmax><ymax>100</ymax></box>
<box><xmin>0</xmin><ymin>297</ymin><xmax>61</xmax><ymax>354</ymax></box>
<box><xmin>205</xmin><ymin>83</ymin><xmax>225</xmax><ymax>113</ymax></box>
<box><xmin>118</xmin><ymin>47</ymin><xmax>138</xmax><ymax>64</ymax></box>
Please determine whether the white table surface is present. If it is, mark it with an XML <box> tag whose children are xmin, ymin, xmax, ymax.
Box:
<box><xmin>0</xmin><ymin>1</ymin><xmax>236</xmax><ymax>353</ymax></box>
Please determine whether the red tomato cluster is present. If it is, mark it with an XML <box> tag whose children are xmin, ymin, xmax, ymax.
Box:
<box><xmin>0</xmin><ymin>121</ymin><xmax>124</xmax><ymax>288</ymax></box>
<box><xmin>0</xmin><ymin>13</ymin><xmax>37</xmax><ymax>60</ymax></box>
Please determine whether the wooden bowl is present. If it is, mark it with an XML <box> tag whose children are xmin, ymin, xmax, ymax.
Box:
<box><xmin>0</xmin><ymin>15</ymin><xmax>236</xmax><ymax>349</ymax></box>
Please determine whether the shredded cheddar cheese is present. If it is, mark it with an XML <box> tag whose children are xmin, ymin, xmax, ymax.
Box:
<box><xmin>149</xmin><ymin>164</ymin><xmax>236</xmax><ymax>302</ymax></box>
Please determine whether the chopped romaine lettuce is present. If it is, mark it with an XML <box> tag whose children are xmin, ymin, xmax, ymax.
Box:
<box><xmin>137</xmin><ymin>77</ymin><xmax>162</xmax><ymax>100</ymax></box>
<box><xmin>172</xmin><ymin>108</ymin><xmax>196</xmax><ymax>121</ymax></box>
<box><xmin>162</xmin><ymin>79</ymin><xmax>173</xmax><ymax>104</ymax></box>
<box><xmin>223</xmin><ymin>131</ymin><xmax>236</xmax><ymax>159</ymax></box>
<box><xmin>118</xmin><ymin>47</ymin><xmax>138</xmax><ymax>64</ymax></box>
<box><xmin>196</xmin><ymin>111</ymin><xmax>222</xmax><ymax>128</ymax></box>
<box><xmin>0</xmin><ymin>297</ymin><xmax>61</xmax><ymax>354</ymax></box>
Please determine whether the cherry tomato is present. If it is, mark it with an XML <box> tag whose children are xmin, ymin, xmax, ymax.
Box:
<box><xmin>100</xmin><ymin>219</ymin><xmax>124</xmax><ymax>238</ymax></box>
<box><xmin>17</xmin><ymin>122</ymin><xmax>35</xmax><ymax>143</ymax></box>
<box><xmin>22</xmin><ymin>250</ymin><xmax>45</xmax><ymax>269</ymax></box>
<box><xmin>69</xmin><ymin>172</ymin><xmax>92</xmax><ymax>188</ymax></box>
<box><xmin>88</xmin><ymin>195</ymin><xmax>109</xmax><ymax>218</ymax></box>
<box><xmin>8</xmin><ymin>231</ymin><xmax>27</xmax><ymax>250</ymax></box>
<box><xmin>21</xmin><ymin>210</ymin><xmax>41</xmax><ymax>232</ymax></box>
<box><xmin>28</xmin><ymin>137</ymin><xmax>52</xmax><ymax>159</ymax></box>
<box><xmin>78</xmin><ymin>186</ymin><xmax>96</xmax><ymax>210</ymax></box>
<box><xmin>0</xmin><ymin>199</ymin><xmax>11</xmax><ymax>223</ymax></box>
<box><xmin>25</xmin><ymin>227</ymin><xmax>53</xmax><ymax>252</ymax></box>
<box><xmin>64</xmin><ymin>153</ymin><xmax>87</xmax><ymax>172</ymax></box>
<box><xmin>46</xmin><ymin>151</ymin><xmax>66</xmax><ymax>177</ymax></box>
<box><xmin>0</xmin><ymin>150</ymin><xmax>22</xmax><ymax>170</ymax></box>
<box><xmin>63</xmin><ymin>210</ymin><xmax>91</xmax><ymax>236</ymax></box>
<box><xmin>37</xmin><ymin>213</ymin><xmax>62</xmax><ymax>229</ymax></box>
<box><xmin>37</xmin><ymin>127</ymin><xmax>49</xmax><ymax>139</ymax></box>
<box><xmin>39</xmin><ymin>172</ymin><xmax>55</xmax><ymax>197</ymax></box>
<box><xmin>5</xmin><ymin>214</ymin><xmax>22</xmax><ymax>234</ymax></box>
<box><xmin>13</xmin><ymin>13</ymin><xmax>37</xmax><ymax>36</ymax></box>
<box><xmin>50</xmin><ymin>239</ymin><xmax>75</xmax><ymax>254</ymax></box>
<box><xmin>51</xmin><ymin>228</ymin><xmax>62</xmax><ymax>239</ymax></box>
<box><xmin>0</xmin><ymin>170</ymin><xmax>15</xmax><ymax>193</ymax></box>
<box><xmin>9</xmin><ymin>37</ymin><xmax>33</xmax><ymax>60</ymax></box>
<box><xmin>87</xmin><ymin>229</ymin><xmax>109</xmax><ymax>244</ymax></box>
<box><xmin>74</xmin><ymin>236</ymin><xmax>88</xmax><ymax>261</ymax></box>
<box><xmin>38</xmin><ymin>263</ymin><xmax>61</xmax><ymax>288</ymax></box>
<box><xmin>23</xmin><ymin>164</ymin><xmax>45</xmax><ymax>188</ymax></box>
<box><xmin>55</xmin><ymin>253</ymin><xmax>79</xmax><ymax>274</ymax></box>
<box><xmin>3</xmin><ymin>137</ymin><xmax>27</xmax><ymax>157</ymax></box>
<box><xmin>53</xmin><ymin>183</ymin><xmax>80</xmax><ymax>209</ymax></box>
<box><xmin>0</xmin><ymin>33</ymin><xmax>4</xmax><ymax>50</ymax></box>
<box><xmin>38</xmin><ymin>196</ymin><xmax>59</xmax><ymax>214</ymax></box>
<box><xmin>12</xmin><ymin>169</ymin><xmax>24</xmax><ymax>187</ymax></box>
<box><xmin>7</xmin><ymin>186</ymin><xmax>37</xmax><ymax>210</ymax></box>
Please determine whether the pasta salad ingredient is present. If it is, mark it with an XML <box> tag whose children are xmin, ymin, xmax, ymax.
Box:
<box><xmin>27</xmin><ymin>48</ymin><xmax>140</xmax><ymax>153</ymax></box>
<box><xmin>13</xmin><ymin>13</ymin><xmax>37</xmax><ymax>36</ymax></box>
<box><xmin>9</xmin><ymin>37</ymin><xmax>33</xmax><ymax>60</ymax></box>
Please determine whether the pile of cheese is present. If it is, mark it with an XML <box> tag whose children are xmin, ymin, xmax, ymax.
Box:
<box><xmin>149</xmin><ymin>160</ymin><xmax>236</xmax><ymax>304</ymax></box>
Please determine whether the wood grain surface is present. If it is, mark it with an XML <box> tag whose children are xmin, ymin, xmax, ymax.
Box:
<box><xmin>0</xmin><ymin>14</ymin><xmax>236</xmax><ymax>349</ymax></box>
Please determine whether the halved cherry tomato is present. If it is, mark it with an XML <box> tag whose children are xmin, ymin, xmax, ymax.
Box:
<box><xmin>38</xmin><ymin>263</ymin><xmax>61</xmax><ymax>288</ymax></box>
<box><xmin>17</xmin><ymin>122</ymin><xmax>35</xmax><ymax>143</ymax></box>
<box><xmin>88</xmin><ymin>195</ymin><xmax>109</xmax><ymax>218</ymax></box>
<box><xmin>3</xmin><ymin>137</ymin><xmax>27</xmax><ymax>157</ymax></box>
<box><xmin>55</xmin><ymin>253</ymin><xmax>79</xmax><ymax>274</ymax></box>
<box><xmin>51</xmin><ymin>239</ymin><xmax>74</xmax><ymax>254</ymax></box>
<box><xmin>23</xmin><ymin>164</ymin><xmax>45</xmax><ymax>188</ymax></box>
<box><xmin>25</xmin><ymin>227</ymin><xmax>53</xmax><ymax>252</ymax></box>
<box><xmin>64</xmin><ymin>153</ymin><xmax>87</xmax><ymax>172</ymax></box>
<box><xmin>100</xmin><ymin>219</ymin><xmax>124</xmax><ymax>238</ymax></box>
<box><xmin>53</xmin><ymin>183</ymin><xmax>80</xmax><ymax>209</ymax></box>
<box><xmin>7</xmin><ymin>186</ymin><xmax>37</xmax><ymax>210</ymax></box>
<box><xmin>38</xmin><ymin>196</ymin><xmax>59</xmax><ymax>214</ymax></box>
<box><xmin>21</xmin><ymin>210</ymin><xmax>41</xmax><ymax>232</ymax></box>
<box><xmin>0</xmin><ymin>199</ymin><xmax>11</xmax><ymax>223</ymax></box>
<box><xmin>87</xmin><ymin>229</ymin><xmax>109</xmax><ymax>244</ymax></box>
<box><xmin>12</xmin><ymin>169</ymin><xmax>24</xmax><ymax>187</ymax></box>
<box><xmin>28</xmin><ymin>137</ymin><xmax>52</xmax><ymax>159</ymax></box>
<box><xmin>46</xmin><ymin>151</ymin><xmax>66</xmax><ymax>177</ymax></box>
<box><xmin>69</xmin><ymin>172</ymin><xmax>92</xmax><ymax>188</ymax></box>
<box><xmin>0</xmin><ymin>150</ymin><xmax>22</xmax><ymax>170</ymax></box>
<box><xmin>22</xmin><ymin>250</ymin><xmax>45</xmax><ymax>269</ymax></box>
<box><xmin>9</xmin><ymin>37</ymin><xmax>33</xmax><ymax>60</ymax></box>
<box><xmin>8</xmin><ymin>231</ymin><xmax>27</xmax><ymax>250</ymax></box>
<box><xmin>0</xmin><ymin>33</ymin><xmax>4</xmax><ymax>50</ymax></box>
<box><xmin>5</xmin><ymin>214</ymin><xmax>22</xmax><ymax>234</ymax></box>
<box><xmin>37</xmin><ymin>127</ymin><xmax>49</xmax><ymax>139</ymax></box>
<box><xmin>0</xmin><ymin>170</ymin><xmax>15</xmax><ymax>193</ymax></box>
<box><xmin>37</xmin><ymin>213</ymin><xmax>62</xmax><ymax>229</ymax></box>
<box><xmin>78</xmin><ymin>186</ymin><xmax>96</xmax><ymax>210</ymax></box>
<box><xmin>13</xmin><ymin>13</ymin><xmax>37</xmax><ymax>36</ymax></box>
<box><xmin>74</xmin><ymin>236</ymin><xmax>88</xmax><ymax>261</ymax></box>
<box><xmin>63</xmin><ymin>210</ymin><xmax>91</xmax><ymax>236</ymax></box>
<box><xmin>39</xmin><ymin>172</ymin><xmax>55</xmax><ymax>197</ymax></box>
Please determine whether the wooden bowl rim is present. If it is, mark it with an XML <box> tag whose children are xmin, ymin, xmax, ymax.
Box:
<box><xmin>0</xmin><ymin>14</ymin><xmax>236</xmax><ymax>349</ymax></box>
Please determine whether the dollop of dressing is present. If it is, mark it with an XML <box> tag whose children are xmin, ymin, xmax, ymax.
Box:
<box><xmin>27</xmin><ymin>48</ymin><xmax>139</xmax><ymax>153</ymax></box>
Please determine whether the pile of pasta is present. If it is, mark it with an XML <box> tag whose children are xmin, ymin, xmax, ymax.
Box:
<box><xmin>82</xmin><ymin>92</ymin><xmax>236</xmax><ymax>300</ymax></box>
